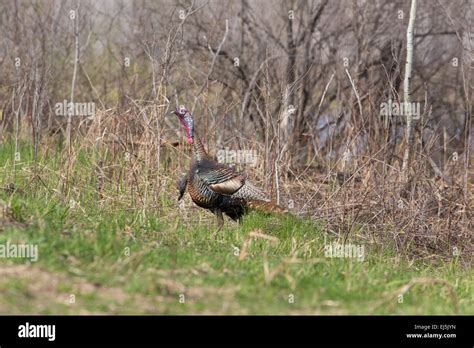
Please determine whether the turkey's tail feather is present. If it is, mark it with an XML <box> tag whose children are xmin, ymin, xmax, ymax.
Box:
<box><xmin>233</xmin><ymin>181</ymin><xmax>268</xmax><ymax>201</ymax></box>
<box><xmin>246</xmin><ymin>199</ymin><xmax>290</xmax><ymax>215</ymax></box>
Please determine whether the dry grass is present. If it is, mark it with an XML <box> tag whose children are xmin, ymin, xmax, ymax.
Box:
<box><xmin>58</xmin><ymin>106</ymin><xmax>472</xmax><ymax>267</ymax></box>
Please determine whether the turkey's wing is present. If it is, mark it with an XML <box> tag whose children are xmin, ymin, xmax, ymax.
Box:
<box><xmin>199</xmin><ymin>160</ymin><xmax>245</xmax><ymax>195</ymax></box>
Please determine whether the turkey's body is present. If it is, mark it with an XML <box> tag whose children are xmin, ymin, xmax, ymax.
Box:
<box><xmin>173</xmin><ymin>108</ymin><xmax>286</xmax><ymax>229</ymax></box>
<box><xmin>188</xmin><ymin>158</ymin><xmax>270</xmax><ymax>219</ymax></box>
<box><xmin>186</xmin><ymin>138</ymin><xmax>272</xmax><ymax>219</ymax></box>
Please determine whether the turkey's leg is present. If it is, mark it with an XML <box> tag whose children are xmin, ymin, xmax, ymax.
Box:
<box><xmin>211</xmin><ymin>209</ymin><xmax>224</xmax><ymax>240</ymax></box>
<box><xmin>215</xmin><ymin>209</ymin><xmax>224</xmax><ymax>231</ymax></box>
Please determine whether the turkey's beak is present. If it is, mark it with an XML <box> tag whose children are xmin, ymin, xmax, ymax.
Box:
<box><xmin>169</xmin><ymin>110</ymin><xmax>177</xmax><ymax>116</ymax></box>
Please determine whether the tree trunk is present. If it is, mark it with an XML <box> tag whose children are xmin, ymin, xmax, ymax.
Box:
<box><xmin>67</xmin><ymin>3</ymin><xmax>80</xmax><ymax>149</ymax></box>
<box><xmin>402</xmin><ymin>0</ymin><xmax>417</xmax><ymax>173</ymax></box>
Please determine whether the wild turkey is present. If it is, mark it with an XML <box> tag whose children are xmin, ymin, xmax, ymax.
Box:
<box><xmin>172</xmin><ymin>106</ymin><xmax>286</xmax><ymax>229</ymax></box>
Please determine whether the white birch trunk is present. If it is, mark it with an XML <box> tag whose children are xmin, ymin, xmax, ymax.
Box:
<box><xmin>67</xmin><ymin>4</ymin><xmax>80</xmax><ymax>148</ymax></box>
<box><xmin>402</xmin><ymin>0</ymin><xmax>417</xmax><ymax>173</ymax></box>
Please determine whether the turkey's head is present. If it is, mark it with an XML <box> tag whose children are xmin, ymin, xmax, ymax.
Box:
<box><xmin>172</xmin><ymin>106</ymin><xmax>194</xmax><ymax>144</ymax></box>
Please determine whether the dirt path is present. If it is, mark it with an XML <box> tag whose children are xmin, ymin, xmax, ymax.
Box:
<box><xmin>0</xmin><ymin>264</ymin><xmax>165</xmax><ymax>314</ymax></box>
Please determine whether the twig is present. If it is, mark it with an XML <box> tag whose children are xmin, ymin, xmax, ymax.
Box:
<box><xmin>191</xmin><ymin>19</ymin><xmax>229</xmax><ymax>114</ymax></box>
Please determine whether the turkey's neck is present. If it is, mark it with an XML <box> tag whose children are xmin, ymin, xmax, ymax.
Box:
<box><xmin>192</xmin><ymin>132</ymin><xmax>208</xmax><ymax>162</ymax></box>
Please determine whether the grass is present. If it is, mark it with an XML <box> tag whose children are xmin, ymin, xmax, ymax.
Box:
<box><xmin>0</xmin><ymin>140</ymin><xmax>472</xmax><ymax>315</ymax></box>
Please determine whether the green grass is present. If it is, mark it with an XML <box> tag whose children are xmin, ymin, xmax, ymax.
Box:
<box><xmin>0</xmin><ymin>141</ymin><xmax>472</xmax><ymax>314</ymax></box>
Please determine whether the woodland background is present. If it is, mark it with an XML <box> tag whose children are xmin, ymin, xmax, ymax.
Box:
<box><xmin>0</xmin><ymin>0</ymin><xmax>472</xmax><ymax>314</ymax></box>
